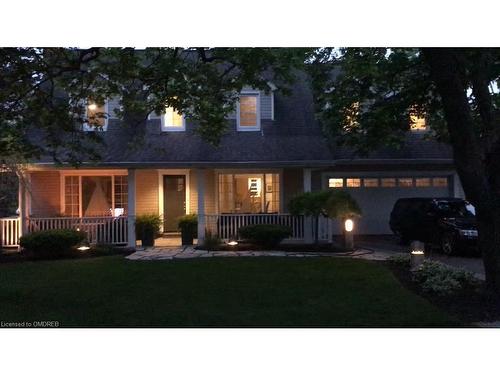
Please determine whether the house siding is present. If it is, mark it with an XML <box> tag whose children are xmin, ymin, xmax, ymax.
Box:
<box><xmin>282</xmin><ymin>168</ymin><xmax>303</xmax><ymax>213</ymax></box>
<box><xmin>29</xmin><ymin>171</ymin><xmax>61</xmax><ymax>216</ymax></box>
<box><xmin>136</xmin><ymin>170</ymin><xmax>159</xmax><ymax>215</ymax></box>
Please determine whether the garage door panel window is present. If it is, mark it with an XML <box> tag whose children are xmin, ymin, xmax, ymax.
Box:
<box><xmin>328</xmin><ymin>178</ymin><xmax>344</xmax><ymax>188</ymax></box>
<box><xmin>381</xmin><ymin>178</ymin><xmax>396</xmax><ymax>187</ymax></box>
<box><xmin>432</xmin><ymin>177</ymin><xmax>448</xmax><ymax>187</ymax></box>
<box><xmin>415</xmin><ymin>178</ymin><xmax>431</xmax><ymax>187</ymax></box>
<box><xmin>346</xmin><ymin>178</ymin><xmax>361</xmax><ymax>188</ymax></box>
<box><xmin>363</xmin><ymin>178</ymin><xmax>379</xmax><ymax>187</ymax></box>
<box><xmin>398</xmin><ymin>178</ymin><xmax>413</xmax><ymax>187</ymax></box>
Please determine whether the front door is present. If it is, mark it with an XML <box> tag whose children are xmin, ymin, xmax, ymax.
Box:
<box><xmin>163</xmin><ymin>175</ymin><xmax>186</xmax><ymax>232</ymax></box>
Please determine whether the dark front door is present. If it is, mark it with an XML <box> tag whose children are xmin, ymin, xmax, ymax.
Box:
<box><xmin>163</xmin><ymin>175</ymin><xmax>186</xmax><ymax>232</ymax></box>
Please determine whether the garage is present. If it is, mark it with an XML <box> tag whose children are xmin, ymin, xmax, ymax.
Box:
<box><xmin>326</xmin><ymin>175</ymin><xmax>454</xmax><ymax>234</ymax></box>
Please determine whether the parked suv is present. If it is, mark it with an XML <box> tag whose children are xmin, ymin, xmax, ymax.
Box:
<box><xmin>389</xmin><ymin>198</ymin><xmax>477</xmax><ymax>255</ymax></box>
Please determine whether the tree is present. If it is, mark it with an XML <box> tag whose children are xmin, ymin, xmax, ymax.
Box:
<box><xmin>309</xmin><ymin>48</ymin><xmax>500</xmax><ymax>293</ymax></box>
<box><xmin>288</xmin><ymin>190</ymin><xmax>361</xmax><ymax>244</ymax></box>
<box><xmin>0</xmin><ymin>48</ymin><xmax>309</xmax><ymax>165</ymax></box>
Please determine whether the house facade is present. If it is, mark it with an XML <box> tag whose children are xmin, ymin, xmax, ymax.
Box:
<box><xmin>1</xmin><ymin>75</ymin><xmax>464</xmax><ymax>248</ymax></box>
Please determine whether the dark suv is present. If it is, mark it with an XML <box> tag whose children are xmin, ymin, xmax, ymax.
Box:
<box><xmin>389</xmin><ymin>198</ymin><xmax>478</xmax><ymax>255</ymax></box>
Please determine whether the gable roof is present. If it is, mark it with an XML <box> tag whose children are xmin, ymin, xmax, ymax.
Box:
<box><xmin>31</xmin><ymin>72</ymin><xmax>454</xmax><ymax>168</ymax></box>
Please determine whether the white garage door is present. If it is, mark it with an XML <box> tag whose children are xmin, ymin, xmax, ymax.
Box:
<box><xmin>328</xmin><ymin>176</ymin><xmax>452</xmax><ymax>234</ymax></box>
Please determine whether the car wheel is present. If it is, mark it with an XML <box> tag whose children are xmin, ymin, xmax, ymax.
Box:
<box><xmin>441</xmin><ymin>233</ymin><xmax>455</xmax><ymax>255</ymax></box>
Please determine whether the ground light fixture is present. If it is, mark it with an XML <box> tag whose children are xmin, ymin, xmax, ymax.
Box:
<box><xmin>410</xmin><ymin>240</ymin><xmax>425</xmax><ymax>269</ymax></box>
<box><xmin>344</xmin><ymin>218</ymin><xmax>354</xmax><ymax>251</ymax></box>
<box><xmin>77</xmin><ymin>239</ymin><xmax>91</xmax><ymax>251</ymax></box>
<box><xmin>227</xmin><ymin>240</ymin><xmax>238</xmax><ymax>246</ymax></box>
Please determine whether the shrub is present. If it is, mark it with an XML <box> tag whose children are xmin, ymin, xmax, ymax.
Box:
<box><xmin>238</xmin><ymin>224</ymin><xmax>292</xmax><ymax>248</ymax></box>
<box><xmin>202</xmin><ymin>230</ymin><xmax>221</xmax><ymax>250</ymax></box>
<box><xmin>135</xmin><ymin>214</ymin><xmax>162</xmax><ymax>240</ymax></box>
<box><xmin>20</xmin><ymin>229</ymin><xmax>86</xmax><ymax>258</ymax></box>
<box><xmin>177</xmin><ymin>214</ymin><xmax>198</xmax><ymax>236</ymax></box>
<box><xmin>412</xmin><ymin>260</ymin><xmax>477</xmax><ymax>296</ymax></box>
<box><xmin>388</xmin><ymin>254</ymin><xmax>411</xmax><ymax>268</ymax></box>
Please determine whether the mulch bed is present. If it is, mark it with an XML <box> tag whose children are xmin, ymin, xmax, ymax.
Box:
<box><xmin>0</xmin><ymin>247</ymin><xmax>134</xmax><ymax>264</ymax></box>
<box><xmin>388</xmin><ymin>263</ymin><xmax>500</xmax><ymax>324</ymax></box>
<box><xmin>196</xmin><ymin>242</ymin><xmax>349</xmax><ymax>253</ymax></box>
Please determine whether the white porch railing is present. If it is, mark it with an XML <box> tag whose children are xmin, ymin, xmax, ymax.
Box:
<box><xmin>0</xmin><ymin>217</ymin><xmax>20</xmax><ymax>248</ymax></box>
<box><xmin>27</xmin><ymin>216</ymin><xmax>128</xmax><ymax>245</ymax></box>
<box><xmin>204</xmin><ymin>214</ymin><xmax>339</xmax><ymax>243</ymax></box>
<box><xmin>205</xmin><ymin>214</ymin><xmax>305</xmax><ymax>241</ymax></box>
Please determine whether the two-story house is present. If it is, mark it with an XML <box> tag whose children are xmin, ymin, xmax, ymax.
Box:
<box><xmin>1</xmin><ymin>74</ymin><xmax>464</xmax><ymax>248</ymax></box>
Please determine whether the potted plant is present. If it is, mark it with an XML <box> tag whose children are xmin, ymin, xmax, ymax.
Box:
<box><xmin>177</xmin><ymin>214</ymin><xmax>198</xmax><ymax>245</ymax></box>
<box><xmin>135</xmin><ymin>214</ymin><xmax>162</xmax><ymax>247</ymax></box>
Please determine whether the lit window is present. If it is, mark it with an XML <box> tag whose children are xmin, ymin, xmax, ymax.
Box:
<box><xmin>381</xmin><ymin>178</ymin><xmax>396</xmax><ymax>187</ymax></box>
<box><xmin>329</xmin><ymin>178</ymin><xmax>344</xmax><ymax>188</ymax></box>
<box><xmin>218</xmin><ymin>173</ymin><xmax>279</xmax><ymax>213</ymax></box>
<box><xmin>363</xmin><ymin>178</ymin><xmax>379</xmax><ymax>187</ymax></box>
<box><xmin>343</xmin><ymin>102</ymin><xmax>359</xmax><ymax>131</ymax></box>
<box><xmin>346</xmin><ymin>178</ymin><xmax>361</xmax><ymax>188</ymax></box>
<box><xmin>410</xmin><ymin>115</ymin><xmax>427</xmax><ymax>131</ymax></box>
<box><xmin>415</xmin><ymin>178</ymin><xmax>431</xmax><ymax>187</ymax></box>
<box><xmin>433</xmin><ymin>177</ymin><xmax>448</xmax><ymax>187</ymax></box>
<box><xmin>161</xmin><ymin>106</ymin><xmax>185</xmax><ymax>131</ymax></box>
<box><xmin>237</xmin><ymin>93</ymin><xmax>260</xmax><ymax>131</ymax></box>
<box><xmin>398</xmin><ymin>178</ymin><xmax>413</xmax><ymax>187</ymax></box>
<box><xmin>63</xmin><ymin>175</ymin><xmax>127</xmax><ymax>217</ymax></box>
<box><xmin>85</xmin><ymin>100</ymin><xmax>108</xmax><ymax>130</ymax></box>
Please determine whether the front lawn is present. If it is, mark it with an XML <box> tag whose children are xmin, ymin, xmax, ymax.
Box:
<box><xmin>0</xmin><ymin>256</ymin><xmax>460</xmax><ymax>327</ymax></box>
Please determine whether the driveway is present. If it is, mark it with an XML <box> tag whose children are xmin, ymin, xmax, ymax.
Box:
<box><xmin>354</xmin><ymin>235</ymin><xmax>485</xmax><ymax>280</ymax></box>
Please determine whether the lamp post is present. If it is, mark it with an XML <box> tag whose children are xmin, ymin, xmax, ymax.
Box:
<box><xmin>410</xmin><ymin>240</ymin><xmax>425</xmax><ymax>269</ymax></box>
<box><xmin>344</xmin><ymin>218</ymin><xmax>354</xmax><ymax>251</ymax></box>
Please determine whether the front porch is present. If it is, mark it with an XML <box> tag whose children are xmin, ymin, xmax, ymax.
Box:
<box><xmin>1</xmin><ymin>167</ymin><xmax>336</xmax><ymax>249</ymax></box>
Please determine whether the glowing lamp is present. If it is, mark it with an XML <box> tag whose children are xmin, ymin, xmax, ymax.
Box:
<box><xmin>88</xmin><ymin>103</ymin><xmax>98</xmax><ymax>111</ymax></box>
<box><xmin>344</xmin><ymin>219</ymin><xmax>354</xmax><ymax>232</ymax></box>
<box><xmin>228</xmin><ymin>240</ymin><xmax>238</xmax><ymax>246</ymax></box>
<box><xmin>410</xmin><ymin>241</ymin><xmax>425</xmax><ymax>269</ymax></box>
<box><xmin>77</xmin><ymin>246</ymin><xmax>91</xmax><ymax>251</ymax></box>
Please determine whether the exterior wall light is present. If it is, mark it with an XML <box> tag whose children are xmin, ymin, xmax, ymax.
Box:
<box><xmin>88</xmin><ymin>103</ymin><xmax>98</xmax><ymax>111</ymax></box>
<box><xmin>344</xmin><ymin>219</ymin><xmax>354</xmax><ymax>232</ymax></box>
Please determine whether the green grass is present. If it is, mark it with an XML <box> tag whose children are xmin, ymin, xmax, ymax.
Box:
<box><xmin>0</xmin><ymin>256</ymin><xmax>460</xmax><ymax>327</ymax></box>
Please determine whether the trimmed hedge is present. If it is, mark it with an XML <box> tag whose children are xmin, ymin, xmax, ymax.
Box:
<box><xmin>20</xmin><ymin>229</ymin><xmax>86</xmax><ymax>258</ymax></box>
<box><xmin>238</xmin><ymin>224</ymin><xmax>292</xmax><ymax>248</ymax></box>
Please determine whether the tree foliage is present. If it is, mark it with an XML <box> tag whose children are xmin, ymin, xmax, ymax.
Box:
<box><xmin>0</xmin><ymin>47</ymin><xmax>309</xmax><ymax>164</ymax></box>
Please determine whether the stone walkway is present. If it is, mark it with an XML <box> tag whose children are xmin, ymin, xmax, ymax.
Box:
<box><xmin>125</xmin><ymin>246</ymin><xmax>385</xmax><ymax>261</ymax></box>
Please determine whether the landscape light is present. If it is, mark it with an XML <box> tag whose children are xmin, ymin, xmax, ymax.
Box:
<box><xmin>228</xmin><ymin>240</ymin><xmax>238</xmax><ymax>246</ymax></box>
<box><xmin>344</xmin><ymin>219</ymin><xmax>354</xmax><ymax>232</ymax></box>
<box><xmin>77</xmin><ymin>245</ymin><xmax>90</xmax><ymax>251</ymax></box>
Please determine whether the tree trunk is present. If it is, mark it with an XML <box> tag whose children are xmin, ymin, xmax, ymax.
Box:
<box><xmin>422</xmin><ymin>48</ymin><xmax>500</xmax><ymax>293</ymax></box>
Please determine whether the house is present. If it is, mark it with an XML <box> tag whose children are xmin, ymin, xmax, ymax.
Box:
<box><xmin>0</xmin><ymin>74</ymin><xmax>464</xmax><ymax>248</ymax></box>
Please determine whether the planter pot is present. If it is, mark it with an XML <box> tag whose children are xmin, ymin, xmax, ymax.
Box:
<box><xmin>141</xmin><ymin>229</ymin><xmax>155</xmax><ymax>247</ymax></box>
<box><xmin>181</xmin><ymin>230</ymin><xmax>194</xmax><ymax>246</ymax></box>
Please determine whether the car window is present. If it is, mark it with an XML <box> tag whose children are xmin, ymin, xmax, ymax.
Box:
<box><xmin>434</xmin><ymin>201</ymin><xmax>475</xmax><ymax>218</ymax></box>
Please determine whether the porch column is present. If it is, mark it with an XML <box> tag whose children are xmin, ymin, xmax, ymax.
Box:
<box><xmin>18</xmin><ymin>172</ymin><xmax>28</xmax><ymax>239</ymax></box>
<box><xmin>303</xmin><ymin>168</ymin><xmax>314</xmax><ymax>244</ymax></box>
<box><xmin>196</xmin><ymin>169</ymin><xmax>206</xmax><ymax>244</ymax></box>
<box><xmin>127</xmin><ymin>168</ymin><xmax>137</xmax><ymax>248</ymax></box>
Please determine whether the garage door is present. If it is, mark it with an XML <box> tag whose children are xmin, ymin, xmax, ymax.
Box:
<box><xmin>328</xmin><ymin>176</ymin><xmax>452</xmax><ymax>234</ymax></box>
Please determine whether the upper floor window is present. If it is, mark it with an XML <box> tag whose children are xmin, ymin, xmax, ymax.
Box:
<box><xmin>84</xmin><ymin>100</ymin><xmax>108</xmax><ymax>131</ymax></box>
<box><xmin>237</xmin><ymin>92</ymin><xmax>260</xmax><ymax>131</ymax></box>
<box><xmin>161</xmin><ymin>106</ymin><xmax>185</xmax><ymax>132</ymax></box>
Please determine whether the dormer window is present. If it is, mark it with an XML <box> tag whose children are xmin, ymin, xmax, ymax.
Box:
<box><xmin>237</xmin><ymin>92</ymin><xmax>260</xmax><ymax>131</ymax></box>
<box><xmin>410</xmin><ymin>115</ymin><xmax>427</xmax><ymax>131</ymax></box>
<box><xmin>84</xmin><ymin>100</ymin><xmax>108</xmax><ymax>131</ymax></box>
<box><xmin>161</xmin><ymin>106</ymin><xmax>185</xmax><ymax>131</ymax></box>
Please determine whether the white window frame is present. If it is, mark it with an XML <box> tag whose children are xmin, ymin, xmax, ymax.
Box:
<box><xmin>237</xmin><ymin>91</ymin><xmax>261</xmax><ymax>131</ymax></box>
<box><xmin>60</xmin><ymin>170</ymin><xmax>127</xmax><ymax>217</ymax></box>
<box><xmin>83</xmin><ymin>100</ymin><xmax>109</xmax><ymax>132</ymax></box>
<box><xmin>160</xmin><ymin>107</ymin><xmax>186</xmax><ymax>132</ymax></box>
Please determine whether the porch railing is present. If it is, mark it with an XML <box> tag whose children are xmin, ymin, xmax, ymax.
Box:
<box><xmin>27</xmin><ymin>216</ymin><xmax>128</xmax><ymax>245</ymax></box>
<box><xmin>205</xmin><ymin>214</ymin><xmax>305</xmax><ymax>241</ymax></box>
<box><xmin>0</xmin><ymin>217</ymin><xmax>20</xmax><ymax>248</ymax></box>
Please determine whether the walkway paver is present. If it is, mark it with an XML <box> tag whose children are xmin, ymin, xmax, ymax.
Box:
<box><xmin>126</xmin><ymin>247</ymin><xmax>378</xmax><ymax>261</ymax></box>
